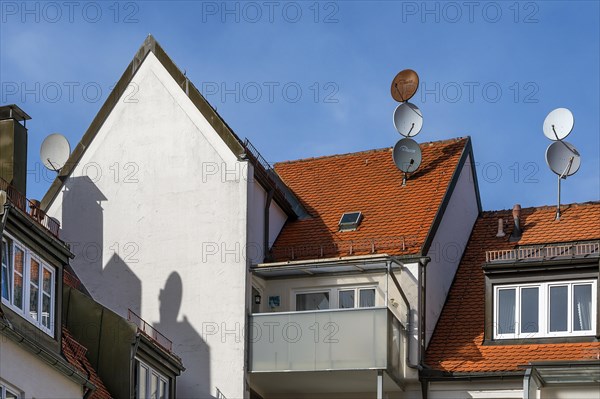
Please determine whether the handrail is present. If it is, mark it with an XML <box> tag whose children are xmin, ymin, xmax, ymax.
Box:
<box><xmin>127</xmin><ymin>309</ymin><xmax>173</xmax><ymax>352</ymax></box>
<box><xmin>0</xmin><ymin>177</ymin><xmax>60</xmax><ymax>237</ymax></box>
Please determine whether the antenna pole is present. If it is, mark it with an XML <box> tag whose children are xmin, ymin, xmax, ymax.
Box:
<box><xmin>556</xmin><ymin>174</ymin><xmax>561</xmax><ymax>221</ymax></box>
<box><xmin>555</xmin><ymin>157</ymin><xmax>573</xmax><ymax>221</ymax></box>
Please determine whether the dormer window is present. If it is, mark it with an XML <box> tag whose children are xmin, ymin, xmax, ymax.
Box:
<box><xmin>484</xmin><ymin>241</ymin><xmax>599</xmax><ymax>343</ymax></box>
<box><xmin>338</xmin><ymin>212</ymin><xmax>362</xmax><ymax>232</ymax></box>
<box><xmin>1</xmin><ymin>235</ymin><xmax>56</xmax><ymax>337</ymax></box>
<box><xmin>494</xmin><ymin>280</ymin><xmax>596</xmax><ymax>339</ymax></box>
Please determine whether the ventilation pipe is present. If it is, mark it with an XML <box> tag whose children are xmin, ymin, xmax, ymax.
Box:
<box><xmin>496</xmin><ymin>218</ymin><xmax>506</xmax><ymax>237</ymax></box>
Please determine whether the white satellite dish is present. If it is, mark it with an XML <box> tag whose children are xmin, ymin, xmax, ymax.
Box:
<box><xmin>546</xmin><ymin>141</ymin><xmax>581</xmax><ymax>177</ymax></box>
<box><xmin>393</xmin><ymin>102</ymin><xmax>423</xmax><ymax>137</ymax></box>
<box><xmin>40</xmin><ymin>133</ymin><xmax>71</xmax><ymax>171</ymax></box>
<box><xmin>543</xmin><ymin>108</ymin><xmax>574</xmax><ymax>141</ymax></box>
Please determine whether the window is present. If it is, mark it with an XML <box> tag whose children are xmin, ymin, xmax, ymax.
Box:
<box><xmin>296</xmin><ymin>292</ymin><xmax>329</xmax><ymax>311</ymax></box>
<box><xmin>0</xmin><ymin>381</ymin><xmax>19</xmax><ymax>399</ymax></box>
<box><xmin>494</xmin><ymin>280</ymin><xmax>596</xmax><ymax>339</ymax></box>
<box><xmin>0</xmin><ymin>235</ymin><xmax>55</xmax><ymax>336</ymax></box>
<box><xmin>338</xmin><ymin>288</ymin><xmax>376</xmax><ymax>308</ymax></box>
<box><xmin>136</xmin><ymin>360</ymin><xmax>168</xmax><ymax>399</ymax></box>
<box><xmin>295</xmin><ymin>286</ymin><xmax>377</xmax><ymax>311</ymax></box>
<box><xmin>338</xmin><ymin>212</ymin><xmax>362</xmax><ymax>231</ymax></box>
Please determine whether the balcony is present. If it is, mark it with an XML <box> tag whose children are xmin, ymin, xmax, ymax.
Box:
<box><xmin>0</xmin><ymin>177</ymin><xmax>60</xmax><ymax>237</ymax></box>
<box><xmin>248</xmin><ymin>307</ymin><xmax>405</xmax><ymax>396</ymax></box>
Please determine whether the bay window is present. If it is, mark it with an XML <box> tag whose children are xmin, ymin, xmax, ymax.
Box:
<box><xmin>494</xmin><ymin>280</ymin><xmax>596</xmax><ymax>339</ymax></box>
<box><xmin>0</xmin><ymin>235</ymin><xmax>55</xmax><ymax>336</ymax></box>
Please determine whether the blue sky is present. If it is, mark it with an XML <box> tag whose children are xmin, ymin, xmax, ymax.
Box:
<box><xmin>1</xmin><ymin>0</ymin><xmax>598</xmax><ymax>211</ymax></box>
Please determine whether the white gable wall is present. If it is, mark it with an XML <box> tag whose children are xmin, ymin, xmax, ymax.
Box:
<box><xmin>425</xmin><ymin>154</ymin><xmax>479</xmax><ymax>346</ymax></box>
<box><xmin>47</xmin><ymin>53</ymin><xmax>249</xmax><ymax>399</ymax></box>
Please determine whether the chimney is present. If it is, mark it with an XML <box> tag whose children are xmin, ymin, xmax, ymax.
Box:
<box><xmin>509</xmin><ymin>204</ymin><xmax>523</xmax><ymax>242</ymax></box>
<box><xmin>0</xmin><ymin>105</ymin><xmax>30</xmax><ymax>196</ymax></box>
<box><xmin>496</xmin><ymin>218</ymin><xmax>506</xmax><ymax>237</ymax></box>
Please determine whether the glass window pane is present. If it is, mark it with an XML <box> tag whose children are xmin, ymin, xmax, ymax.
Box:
<box><xmin>43</xmin><ymin>268</ymin><xmax>52</xmax><ymax>294</ymax></box>
<box><xmin>359</xmin><ymin>289</ymin><xmax>375</xmax><ymax>307</ymax></box>
<box><xmin>296</xmin><ymin>292</ymin><xmax>329</xmax><ymax>311</ymax></box>
<box><xmin>550</xmin><ymin>286</ymin><xmax>568</xmax><ymax>332</ymax></box>
<box><xmin>1</xmin><ymin>240</ymin><xmax>10</xmax><ymax>301</ymax></box>
<box><xmin>29</xmin><ymin>259</ymin><xmax>40</xmax><ymax>321</ymax></box>
<box><xmin>13</xmin><ymin>247</ymin><xmax>24</xmax><ymax>309</ymax></box>
<box><xmin>42</xmin><ymin>293</ymin><xmax>51</xmax><ymax>328</ymax></box>
<box><xmin>573</xmin><ymin>284</ymin><xmax>592</xmax><ymax>331</ymax></box>
<box><xmin>138</xmin><ymin>365</ymin><xmax>148</xmax><ymax>399</ymax></box>
<box><xmin>520</xmin><ymin>287</ymin><xmax>539</xmax><ymax>334</ymax></box>
<box><xmin>338</xmin><ymin>290</ymin><xmax>354</xmax><ymax>309</ymax></box>
<box><xmin>151</xmin><ymin>373</ymin><xmax>159</xmax><ymax>399</ymax></box>
<box><xmin>6</xmin><ymin>389</ymin><xmax>18</xmax><ymax>399</ymax></box>
<box><xmin>497</xmin><ymin>289</ymin><xmax>515</xmax><ymax>334</ymax></box>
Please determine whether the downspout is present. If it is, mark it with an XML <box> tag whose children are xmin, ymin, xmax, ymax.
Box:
<box><xmin>263</xmin><ymin>189</ymin><xmax>274</xmax><ymax>262</ymax></box>
<box><xmin>419</xmin><ymin>256</ymin><xmax>431</xmax><ymax>399</ymax></box>
<box><xmin>388</xmin><ymin>259</ymin><xmax>416</xmax><ymax>369</ymax></box>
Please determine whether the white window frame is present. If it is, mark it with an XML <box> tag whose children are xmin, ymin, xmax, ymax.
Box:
<box><xmin>0</xmin><ymin>234</ymin><xmax>56</xmax><ymax>337</ymax></box>
<box><xmin>292</xmin><ymin>285</ymin><xmax>378</xmax><ymax>311</ymax></box>
<box><xmin>494</xmin><ymin>279</ymin><xmax>597</xmax><ymax>340</ymax></box>
<box><xmin>0</xmin><ymin>380</ymin><xmax>21</xmax><ymax>399</ymax></box>
<box><xmin>136</xmin><ymin>359</ymin><xmax>169</xmax><ymax>399</ymax></box>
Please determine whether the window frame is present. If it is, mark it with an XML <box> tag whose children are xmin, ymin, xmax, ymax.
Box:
<box><xmin>0</xmin><ymin>380</ymin><xmax>21</xmax><ymax>399</ymax></box>
<box><xmin>293</xmin><ymin>285</ymin><xmax>378</xmax><ymax>311</ymax></box>
<box><xmin>493</xmin><ymin>279</ymin><xmax>597</xmax><ymax>340</ymax></box>
<box><xmin>136</xmin><ymin>359</ymin><xmax>169</xmax><ymax>399</ymax></box>
<box><xmin>0</xmin><ymin>234</ymin><xmax>56</xmax><ymax>337</ymax></box>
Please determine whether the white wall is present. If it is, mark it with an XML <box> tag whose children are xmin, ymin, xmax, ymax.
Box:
<box><xmin>46</xmin><ymin>53</ymin><xmax>249</xmax><ymax>399</ymax></box>
<box><xmin>0</xmin><ymin>339</ymin><xmax>82</xmax><ymax>399</ymax></box>
<box><xmin>247</xmin><ymin>179</ymin><xmax>287</xmax><ymax>265</ymax></box>
<box><xmin>424</xmin><ymin>154</ymin><xmax>479</xmax><ymax>346</ymax></box>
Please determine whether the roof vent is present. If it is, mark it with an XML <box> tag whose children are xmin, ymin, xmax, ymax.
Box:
<box><xmin>339</xmin><ymin>212</ymin><xmax>362</xmax><ymax>232</ymax></box>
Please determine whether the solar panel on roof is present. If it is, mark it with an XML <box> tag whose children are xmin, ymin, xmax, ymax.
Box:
<box><xmin>339</xmin><ymin>212</ymin><xmax>362</xmax><ymax>231</ymax></box>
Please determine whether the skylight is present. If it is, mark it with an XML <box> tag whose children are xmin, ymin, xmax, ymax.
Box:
<box><xmin>339</xmin><ymin>212</ymin><xmax>362</xmax><ymax>232</ymax></box>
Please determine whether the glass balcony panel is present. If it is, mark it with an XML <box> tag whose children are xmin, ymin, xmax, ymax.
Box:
<box><xmin>250</xmin><ymin>307</ymin><xmax>390</xmax><ymax>372</ymax></box>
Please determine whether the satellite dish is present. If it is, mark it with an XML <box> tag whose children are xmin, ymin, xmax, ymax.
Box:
<box><xmin>391</xmin><ymin>69</ymin><xmax>419</xmax><ymax>102</ymax></box>
<box><xmin>543</xmin><ymin>108</ymin><xmax>574</xmax><ymax>141</ymax></box>
<box><xmin>545</xmin><ymin>141</ymin><xmax>581</xmax><ymax>177</ymax></box>
<box><xmin>393</xmin><ymin>138</ymin><xmax>422</xmax><ymax>173</ymax></box>
<box><xmin>393</xmin><ymin>102</ymin><xmax>423</xmax><ymax>137</ymax></box>
<box><xmin>40</xmin><ymin>133</ymin><xmax>71</xmax><ymax>171</ymax></box>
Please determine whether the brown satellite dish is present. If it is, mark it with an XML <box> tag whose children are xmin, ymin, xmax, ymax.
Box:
<box><xmin>391</xmin><ymin>69</ymin><xmax>419</xmax><ymax>102</ymax></box>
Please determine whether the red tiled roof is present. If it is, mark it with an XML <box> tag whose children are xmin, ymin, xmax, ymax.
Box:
<box><xmin>426</xmin><ymin>202</ymin><xmax>600</xmax><ymax>373</ymax></box>
<box><xmin>270</xmin><ymin>138</ymin><xmax>470</xmax><ymax>261</ymax></box>
<box><xmin>62</xmin><ymin>327</ymin><xmax>113</xmax><ymax>399</ymax></box>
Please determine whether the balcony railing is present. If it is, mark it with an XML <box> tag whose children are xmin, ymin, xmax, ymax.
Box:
<box><xmin>486</xmin><ymin>241</ymin><xmax>600</xmax><ymax>263</ymax></box>
<box><xmin>127</xmin><ymin>309</ymin><xmax>173</xmax><ymax>352</ymax></box>
<box><xmin>249</xmin><ymin>307</ymin><xmax>404</xmax><ymax>381</ymax></box>
<box><xmin>0</xmin><ymin>177</ymin><xmax>60</xmax><ymax>237</ymax></box>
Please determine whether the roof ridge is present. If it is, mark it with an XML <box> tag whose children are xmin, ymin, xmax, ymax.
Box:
<box><xmin>482</xmin><ymin>201</ymin><xmax>600</xmax><ymax>215</ymax></box>
<box><xmin>274</xmin><ymin>136</ymin><xmax>468</xmax><ymax>166</ymax></box>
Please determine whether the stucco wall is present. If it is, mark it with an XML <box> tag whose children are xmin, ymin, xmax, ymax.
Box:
<box><xmin>0</xmin><ymin>338</ymin><xmax>82</xmax><ymax>399</ymax></box>
<box><xmin>46</xmin><ymin>53</ymin><xmax>248</xmax><ymax>399</ymax></box>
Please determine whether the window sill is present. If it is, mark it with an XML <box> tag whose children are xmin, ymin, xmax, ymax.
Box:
<box><xmin>483</xmin><ymin>335</ymin><xmax>598</xmax><ymax>346</ymax></box>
